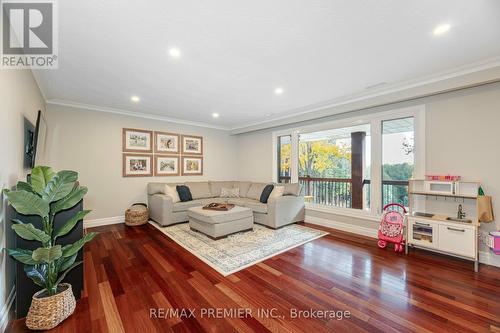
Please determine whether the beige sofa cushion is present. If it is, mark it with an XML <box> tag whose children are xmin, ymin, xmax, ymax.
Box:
<box><xmin>164</xmin><ymin>185</ymin><xmax>180</xmax><ymax>203</ymax></box>
<box><xmin>234</xmin><ymin>181</ymin><xmax>252</xmax><ymax>197</ymax></box>
<box><xmin>282</xmin><ymin>183</ymin><xmax>301</xmax><ymax>196</ymax></box>
<box><xmin>227</xmin><ymin>198</ymin><xmax>268</xmax><ymax>213</ymax></box>
<box><xmin>172</xmin><ymin>200</ymin><xmax>202</xmax><ymax>212</ymax></box>
<box><xmin>209</xmin><ymin>181</ymin><xmax>234</xmax><ymax>197</ymax></box>
<box><xmin>148</xmin><ymin>182</ymin><xmax>186</xmax><ymax>195</ymax></box>
<box><xmin>246</xmin><ymin>182</ymin><xmax>268</xmax><ymax>201</ymax></box>
<box><xmin>243</xmin><ymin>200</ymin><xmax>268</xmax><ymax>213</ymax></box>
<box><xmin>186</xmin><ymin>182</ymin><xmax>212</xmax><ymax>199</ymax></box>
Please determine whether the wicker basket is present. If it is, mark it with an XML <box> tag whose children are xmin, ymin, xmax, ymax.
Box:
<box><xmin>26</xmin><ymin>283</ymin><xmax>76</xmax><ymax>330</ymax></box>
<box><xmin>125</xmin><ymin>203</ymin><xmax>149</xmax><ymax>226</ymax></box>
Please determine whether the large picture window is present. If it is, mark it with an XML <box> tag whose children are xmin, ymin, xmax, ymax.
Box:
<box><xmin>382</xmin><ymin>117</ymin><xmax>415</xmax><ymax>208</ymax></box>
<box><xmin>273</xmin><ymin>106</ymin><xmax>424</xmax><ymax>216</ymax></box>
<box><xmin>277</xmin><ymin>135</ymin><xmax>292</xmax><ymax>183</ymax></box>
<box><xmin>297</xmin><ymin>124</ymin><xmax>371</xmax><ymax>209</ymax></box>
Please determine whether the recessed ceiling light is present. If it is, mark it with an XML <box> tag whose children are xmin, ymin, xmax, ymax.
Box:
<box><xmin>212</xmin><ymin>112</ymin><xmax>219</xmax><ymax>118</ymax></box>
<box><xmin>433</xmin><ymin>23</ymin><xmax>451</xmax><ymax>36</ymax></box>
<box><xmin>274</xmin><ymin>87</ymin><xmax>284</xmax><ymax>95</ymax></box>
<box><xmin>131</xmin><ymin>95</ymin><xmax>140</xmax><ymax>102</ymax></box>
<box><xmin>168</xmin><ymin>47</ymin><xmax>181</xmax><ymax>58</ymax></box>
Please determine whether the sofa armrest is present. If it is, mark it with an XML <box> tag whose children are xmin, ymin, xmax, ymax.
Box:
<box><xmin>267</xmin><ymin>196</ymin><xmax>305</xmax><ymax>228</ymax></box>
<box><xmin>148</xmin><ymin>194</ymin><xmax>174</xmax><ymax>226</ymax></box>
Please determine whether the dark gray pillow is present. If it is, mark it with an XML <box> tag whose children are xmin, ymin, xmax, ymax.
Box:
<box><xmin>176</xmin><ymin>185</ymin><xmax>193</xmax><ymax>202</ymax></box>
<box><xmin>260</xmin><ymin>184</ymin><xmax>275</xmax><ymax>203</ymax></box>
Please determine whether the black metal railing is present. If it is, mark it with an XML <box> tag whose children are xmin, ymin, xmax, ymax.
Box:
<box><xmin>278</xmin><ymin>176</ymin><xmax>409</xmax><ymax>208</ymax></box>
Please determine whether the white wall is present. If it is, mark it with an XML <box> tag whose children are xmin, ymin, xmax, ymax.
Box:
<box><xmin>45</xmin><ymin>105</ymin><xmax>239</xmax><ymax>220</ymax></box>
<box><xmin>236</xmin><ymin>131</ymin><xmax>274</xmax><ymax>182</ymax></box>
<box><xmin>0</xmin><ymin>70</ymin><xmax>46</xmax><ymax>331</ymax></box>
<box><xmin>235</xmin><ymin>82</ymin><xmax>500</xmax><ymax>260</ymax></box>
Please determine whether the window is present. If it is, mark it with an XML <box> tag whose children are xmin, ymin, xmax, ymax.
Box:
<box><xmin>297</xmin><ymin>124</ymin><xmax>371</xmax><ymax>209</ymax></box>
<box><xmin>277</xmin><ymin>135</ymin><xmax>292</xmax><ymax>183</ymax></box>
<box><xmin>273</xmin><ymin>106</ymin><xmax>424</xmax><ymax>217</ymax></box>
<box><xmin>382</xmin><ymin>117</ymin><xmax>415</xmax><ymax>208</ymax></box>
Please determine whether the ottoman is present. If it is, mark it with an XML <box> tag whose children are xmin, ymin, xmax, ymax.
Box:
<box><xmin>187</xmin><ymin>206</ymin><xmax>253</xmax><ymax>239</ymax></box>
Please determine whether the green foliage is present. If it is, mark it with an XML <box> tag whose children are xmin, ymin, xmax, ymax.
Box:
<box><xmin>3</xmin><ymin>190</ymin><xmax>50</xmax><ymax>217</ymax></box>
<box><xmin>383</xmin><ymin>163</ymin><xmax>414</xmax><ymax>181</ymax></box>
<box><xmin>2</xmin><ymin>166</ymin><xmax>93</xmax><ymax>296</ymax></box>
<box><xmin>298</xmin><ymin>139</ymin><xmax>351</xmax><ymax>178</ymax></box>
<box><xmin>12</xmin><ymin>223</ymin><xmax>50</xmax><ymax>244</ymax></box>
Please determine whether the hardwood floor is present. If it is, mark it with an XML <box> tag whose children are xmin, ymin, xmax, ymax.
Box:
<box><xmin>8</xmin><ymin>222</ymin><xmax>500</xmax><ymax>333</ymax></box>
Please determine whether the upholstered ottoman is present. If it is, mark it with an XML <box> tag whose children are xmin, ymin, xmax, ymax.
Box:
<box><xmin>187</xmin><ymin>206</ymin><xmax>253</xmax><ymax>239</ymax></box>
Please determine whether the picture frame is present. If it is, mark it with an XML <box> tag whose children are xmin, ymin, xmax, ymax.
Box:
<box><xmin>181</xmin><ymin>135</ymin><xmax>203</xmax><ymax>155</ymax></box>
<box><xmin>123</xmin><ymin>154</ymin><xmax>153</xmax><ymax>177</ymax></box>
<box><xmin>181</xmin><ymin>156</ymin><xmax>203</xmax><ymax>175</ymax></box>
<box><xmin>123</xmin><ymin>128</ymin><xmax>153</xmax><ymax>153</ymax></box>
<box><xmin>155</xmin><ymin>155</ymin><xmax>180</xmax><ymax>176</ymax></box>
<box><xmin>154</xmin><ymin>131</ymin><xmax>180</xmax><ymax>154</ymax></box>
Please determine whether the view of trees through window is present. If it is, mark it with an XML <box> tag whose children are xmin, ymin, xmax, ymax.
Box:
<box><xmin>276</xmin><ymin>114</ymin><xmax>418</xmax><ymax>213</ymax></box>
<box><xmin>382</xmin><ymin>117</ymin><xmax>415</xmax><ymax>208</ymax></box>
<box><xmin>277</xmin><ymin>135</ymin><xmax>291</xmax><ymax>183</ymax></box>
<box><xmin>297</xmin><ymin>124</ymin><xmax>371</xmax><ymax>209</ymax></box>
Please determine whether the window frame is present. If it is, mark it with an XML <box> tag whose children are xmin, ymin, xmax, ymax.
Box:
<box><xmin>272</xmin><ymin>105</ymin><xmax>426</xmax><ymax>219</ymax></box>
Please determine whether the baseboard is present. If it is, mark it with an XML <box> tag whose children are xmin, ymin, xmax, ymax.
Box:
<box><xmin>84</xmin><ymin>215</ymin><xmax>124</xmax><ymax>229</ymax></box>
<box><xmin>479</xmin><ymin>250</ymin><xmax>500</xmax><ymax>268</ymax></box>
<box><xmin>306</xmin><ymin>215</ymin><xmax>378</xmax><ymax>239</ymax></box>
<box><xmin>0</xmin><ymin>286</ymin><xmax>16</xmax><ymax>333</ymax></box>
<box><xmin>307</xmin><ymin>215</ymin><xmax>500</xmax><ymax>268</ymax></box>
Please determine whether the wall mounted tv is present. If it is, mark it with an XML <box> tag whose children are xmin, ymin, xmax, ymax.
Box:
<box><xmin>24</xmin><ymin>110</ymin><xmax>47</xmax><ymax>169</ymax></box>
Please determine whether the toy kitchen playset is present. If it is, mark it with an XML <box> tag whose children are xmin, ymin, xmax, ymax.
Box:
<box><xmin>405</xmin><ymin>175</ymin><xmax>495</xmax><ymax>272</ymax></box>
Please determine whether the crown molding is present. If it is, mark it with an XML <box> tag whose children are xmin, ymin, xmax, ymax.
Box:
<box><xmin>229</xmin><ymin>56</ymin><xmax>500</xmax><ymax>133</ymax></box>
<box><xmin>46</xmin><ymin>99</ymin><xmax>231</xmax><ymax>131</ymax></box>
<box><xmin>45</xmin><ymin>56</ymin><xmax>500</xmax><ymax>134</ymax></box>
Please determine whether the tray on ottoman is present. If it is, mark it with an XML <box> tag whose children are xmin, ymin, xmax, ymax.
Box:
<box><xmin>188</xmin><ymin>206</ymin><xmax>253</xmax><ymax>240</ymax></box>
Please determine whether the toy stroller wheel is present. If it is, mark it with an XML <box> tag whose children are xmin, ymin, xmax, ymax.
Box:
<box><xmin>399</xmin><ymin>244</ymin><xmax>405</xmax><ymax>253</ymax></box>
<box><xmin>378</xmin><ymin>240</ymin><xmax>387</xmax><ymax>248</ymax></box>
<box><xmin>394</xmin><ymin>244</ymin><xmax>400</xmax><ymax>252</ymax></box>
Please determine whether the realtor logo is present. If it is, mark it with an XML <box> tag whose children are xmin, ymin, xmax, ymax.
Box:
<box><xmin>1</xmin><ymin>0</ymin><xmax>58</xmax><ymax>69</ymax></box>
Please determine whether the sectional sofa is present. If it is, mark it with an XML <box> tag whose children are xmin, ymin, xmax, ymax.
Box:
<box><xmin>147</xmin><ymin>181</ymin><xmax>305</xmax><ymax>229</ymax></box>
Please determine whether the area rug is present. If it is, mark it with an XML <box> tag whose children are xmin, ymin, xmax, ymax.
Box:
<box><xmin>150</xmin><ymin>222</ymin><xmax>328</xmax><ymax>276</ymax></box>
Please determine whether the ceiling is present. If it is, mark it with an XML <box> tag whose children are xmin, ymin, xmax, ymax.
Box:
<box><xmin>35</xmin><ymin>0</ymin><xmax>500</xmax><ymax>130</ymax></box>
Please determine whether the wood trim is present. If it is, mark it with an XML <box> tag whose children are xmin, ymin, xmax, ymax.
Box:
<box><xmin>181</xmin><ymin>156</ymin><xmax>203</xmax><ymax>176</ymax></box>
<box><xmin>153</xmin><ymin>131</ymin><xmax>180</xmax><ymax>154</ymax></box>
<box><xmin>181</xmin><ymin>135</ymin><xmax>203</xmax><ymax>155</ymax></box>
<box><xmin>122</xmin><ymin>128</ymin><xmax>153</xmax><ymax>153</ymax></box>
<box><xmin>122</xmin><ymin>154</ymin><xmax>153</xmax><ymax>177</ymax></box>
<box><xmin>154</xmin><ymin>155</ymin><xmax>180</xmax><ymax>176</ymax></box>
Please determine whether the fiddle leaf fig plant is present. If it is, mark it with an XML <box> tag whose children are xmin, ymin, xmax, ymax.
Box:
<box><xmin>3</xmin><ymin>166</ymin><xmax>95</xmax><ymax>296</ymax></box>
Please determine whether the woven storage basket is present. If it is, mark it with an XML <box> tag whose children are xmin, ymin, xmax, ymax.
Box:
<box><xmin>26</xmin><ymin>283</ymin><xmax>76</xmax><ymax>330</ymax></box>
<box><xmin>125</xmin><ymin>203</ymin><xmax>149</xmax><ymax>226</ymax></box>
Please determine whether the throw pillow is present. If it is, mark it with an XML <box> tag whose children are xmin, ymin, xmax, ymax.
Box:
<box><xmin>176</xmin><ymin>185</ymin><xmax>193</xmax><ymax>202</ymax></box>
<box><xmin>269</xmin><ymin>185</ymin><xmax>285</xmax><ymax>200</ymax></box>
<box><xmin>220</xmin><ymin>187</ymin><xmax>240</xmax><ymax>198</ymax></box>
<box><xmin>259</xmin><ymin>184</ymin><xmax>275</xmax><ymax>203</ymax></box>
<box><xmin>164</xmin><ymin>185</ymin><xmax>180</xmax><ymax>203</ymax></box>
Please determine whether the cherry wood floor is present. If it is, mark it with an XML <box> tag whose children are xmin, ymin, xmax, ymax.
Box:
<box><xmin>8</xmin><ymin>222</ymin><xmax>500</xmax><ymax>333</ymax></box>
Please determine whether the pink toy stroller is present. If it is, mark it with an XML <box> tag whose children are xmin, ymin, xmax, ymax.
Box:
<box><xmin>378</xmin><ymin>203</ymin><xmax>406</xmax><ymax>252</ymax></box>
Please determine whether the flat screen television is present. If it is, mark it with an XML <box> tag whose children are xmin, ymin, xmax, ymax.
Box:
<box><xmin>24</xmin><ymin>110</ymin><xmax>46</xmax><ymax>169</ymax></box>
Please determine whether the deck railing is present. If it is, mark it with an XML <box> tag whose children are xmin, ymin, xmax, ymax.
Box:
<box><xmin>278</xmin><ymin>176</ymin><xmax>409</xmax><ymax>208</ymax></box>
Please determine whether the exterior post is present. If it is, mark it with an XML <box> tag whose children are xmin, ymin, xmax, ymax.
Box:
<box><xmin>351</xmin><ymin>132</ymin><xmax>366</xmax><ymax>209</ymax></box>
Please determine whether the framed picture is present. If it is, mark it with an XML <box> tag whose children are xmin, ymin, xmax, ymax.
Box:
<box><xmin>154</xmin><ymin>131</ymin><xmax>179</xmax><ymax>154</ymax></box>
<box><xmin>155</xmin><ymin>155</ymin><xmax>180</xmax><ymax>176</ymax></box>
<box><xmin>182</xmin><ymin>156</ymin><xmax>203</xmax><ymax>175</ymax></box>
<box><xmin>123</xmin><ymin>154</ymin><xmax>153</xmax><ymax>177</ymax></box>
<box><xmin>123</xmin><ymin>128</ymin><xmax>153</xmax><ymax>153</ymax></box>
<box><xmin>181</xmin><ymin>135</ymin><xmax>203</xmax><ymax>155</ymax></box>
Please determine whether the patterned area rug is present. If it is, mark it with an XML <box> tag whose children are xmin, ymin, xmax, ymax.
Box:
<box><xmin>150</xmin><ymin>222</ymin><xmax>328</xmax><ymax>276</ymax></box>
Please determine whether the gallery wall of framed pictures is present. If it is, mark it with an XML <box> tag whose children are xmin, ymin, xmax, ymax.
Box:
<box><xmin>122</xmin><ymin>128</ymin><xmax>203</xmax><ymax>177</ymax></box>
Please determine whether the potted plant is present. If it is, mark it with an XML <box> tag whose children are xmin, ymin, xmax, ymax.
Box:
<box><xmin>3</xmin><ymin>166</ymin><xmax>95</xmax><ymax>330</ymax></box>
